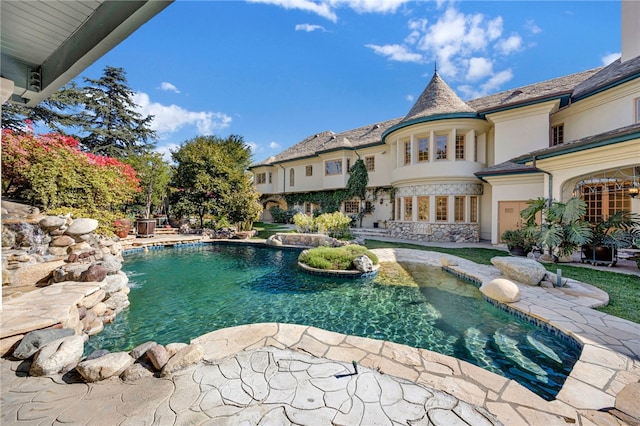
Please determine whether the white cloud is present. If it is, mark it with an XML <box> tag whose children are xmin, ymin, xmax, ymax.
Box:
<box><xmin>368</xmin><ymin>4</ymin><xmax>530</xmax><ymax>96</ymax></box>
<box><xmin>155</xmin><ymin>142</ymin><xmax>180</xmax><ymax>163</ymax></box>
<box><xmin>295</xmin><ymin>23</ymin><xmax>326</xmax><ymax>32</ymax></box>
<box><xmin>495</xmin><ymin>34</ymin><xmax>522</xmax><ymax>55</ymax></box>
<box><xmin>269</xmin><ymin>141</ymin><xmax>281</xmax><ymax>149</ymax></box>
<box><xmin>249</xmin><ymin>0</ymin><xmax>410</xmax><ymax>22</ymax></box>
<box><xmin>458</xmin><ymin>68</ymin><xmax>513</xmax><ymax>99</ymax></box>
<box><xmin>601</xmin><ymin>52</ymin><xmax>620</xmax><ymax>65</ymax></box>
<box><xmin>132</xmin><ymin>92</ymin><xmax>232</xmax><ymax>136</ymax></box>
<box><xmin>248</xmin><ymin>0</ymin><xmax>337</xmax><ymax>22</ymax></box>
<box><xmin>159</xmin><ymin>82</ymin><xmax>180</xmax><ymax>93</ymax></box>
<box><xmin>246</xmin><ymin>141</ymin><xmax>259</xmax><ymax>154</ymax></box>
<box><xmin>406</xmin><ymin>94</ymin><xmax>414</xmax><ymax>102</ymax></box>
<box><xmin>525</xmin><ymin>19</ymin><xmax>542</xmax><ymax>35</ymax></box>
<box><xmin>366</xmin><ymin>43</ymin><xmax>422</xmax><ymax>63</ymax></box>
<box><xmin>329</xmin><ymin>0</ymin><xmax>409</xmax><ymax>14</ymax></box>
<box><xmin>466</xmin><ymin>57</ymin><xmax>493</xmax><ymax>81</ymax></box>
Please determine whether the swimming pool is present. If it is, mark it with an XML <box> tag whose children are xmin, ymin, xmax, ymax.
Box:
<box><xmin>87</xmin><ymin>243</ymin><xmax>581</xmax><ymax>400</ymax></box>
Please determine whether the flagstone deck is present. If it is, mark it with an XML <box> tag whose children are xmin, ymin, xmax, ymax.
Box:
<box><xmin>1</xmin><ymin>245</ymin><xmax>639</xmax><ymax>425</ymax></box>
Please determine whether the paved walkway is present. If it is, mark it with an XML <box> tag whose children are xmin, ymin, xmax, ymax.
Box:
<box><xmin>2</xmin><ymin>237</ymin><xmax>639</xmax><ymax>425</ymax></box>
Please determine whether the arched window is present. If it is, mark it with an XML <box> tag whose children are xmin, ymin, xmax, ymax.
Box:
<box><xmin>289</xmin><ymin>168</ymin><xmax>295</xmax><ymax>187</ymax></box>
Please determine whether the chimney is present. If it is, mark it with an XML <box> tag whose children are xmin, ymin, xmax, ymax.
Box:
<box><xmin>621</xmin><ymin>0</ymin><xmax>640</xmax><ymax>62</ymax></box>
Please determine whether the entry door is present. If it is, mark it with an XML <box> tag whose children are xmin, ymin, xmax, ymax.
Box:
<box><xmin>498</xmin><ymin>201</ymin><xmax>530</xmax><ymax>241</ymax></box>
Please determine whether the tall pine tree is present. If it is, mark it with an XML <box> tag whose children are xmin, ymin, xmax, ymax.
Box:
<box><xmin>79</xmin><ymin>66</ymin><xmax>156</xmax><ymax>157</ymax></box>
<box><xmin>1</xmin><ymin>66</ymin><xmax>156</xmax><ymax>157</ymax></box>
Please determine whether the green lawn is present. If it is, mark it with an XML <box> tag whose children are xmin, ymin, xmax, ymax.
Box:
<box><xmin>252</xmin><ymin>222</ymin><xmax>294</xmax><ymax>239</ymax></box>
<box><xmin>364</xmin><ymin>239</ymin><xmax>640</xmax><ymax>324</ymax></box>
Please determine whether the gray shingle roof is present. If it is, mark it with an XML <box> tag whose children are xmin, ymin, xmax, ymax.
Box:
<box><xmin>572</xmin><ymin>55</ymin><xmax>640</xmax><ymax>100</ymax></box>
<box><xmin>250</xmin><ymin>117</ymin><xmax>402</xmax><ymax>167</ymax></box>
<box><xmin>402</xmin><ymin>72</ymin><xmax>476</xmax><ymax>122</ymax></box>
<box><xmin>467</xmin><ymin>69</ymin><xmax>600</xmax><ymax>112</ymax></box>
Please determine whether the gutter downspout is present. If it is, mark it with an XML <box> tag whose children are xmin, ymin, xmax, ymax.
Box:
<box><xmin>278</xmin><ymin>164</ymin><xmax>286</xmax><ymax>196</ymax></box>
<box><xmin>533</xmin><ymin>156</ymin><xmax>553</xmax><ymax>207</ymax></box>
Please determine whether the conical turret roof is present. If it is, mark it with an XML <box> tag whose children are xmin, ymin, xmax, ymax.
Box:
<box><xmin>402</xmin><ymin>72</ymin><xmax>476</xmax><ymax>123</ymax></box>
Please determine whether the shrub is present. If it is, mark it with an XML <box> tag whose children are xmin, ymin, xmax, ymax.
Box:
<box><xmin>293</xmin><ymin>213</ymin><xmax>316</xmax><ymax>233</ymax></box>
<box><xmin>298</xmin><ymin>245</ymin><xmax>378</xmax><ymax>271</ymax></box>
<box><xmin>269</xmin><ymin>206</ymin><xmax>296</xmax><ymax>223</ymax></box>
<box><xmin>1</xmin><ymin>129</ymin><xmax>140</xmax><ymax>211</ymax></box>
<box><xmin>315</xmin><ymin>211</ymin><xmax>352</xmax><ymax>239</ymax></box>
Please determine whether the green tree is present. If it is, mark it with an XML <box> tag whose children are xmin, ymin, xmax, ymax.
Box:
<box><xmin>124</xmin><ymin>152</ymin><xmax>173</xmax><ymax>218</ymax></box>
<box><xmin>78</xmin><ymin>66</ymin><xmax>156</xmax><ymax>156</ymax></box>
<box><xmin>171</xmin><ymin>135</ymin><xmax>261</xmax><ymax>228</ymax></box>
<box><xmin>345</xmin><ymin>158</ymin><xmax>370</xmax><ymax>227</ymax></box>
<box><xmin>2</xmin><ymin>66</ymin><xmax>156</xmax><ymax>157</ymax></box>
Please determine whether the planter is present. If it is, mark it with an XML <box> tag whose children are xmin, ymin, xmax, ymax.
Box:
<box><xmin>582</xmin><ymin>245</ymin><xmax>618</xmax><ymax>266</ymax></box>
<box><xmin>508</xmin><ymin>246</ymin><xmax>527</xmax><ymax>257</ymax></box>
<box><xmin>113</xmin><ymin>219</ymin><xmax>131</xmax><ymax>239</ymax></box>
<box><xmin>136</xmin><ymin>218</ymin><xmax>156</xmax><ymax>238</ymax></box>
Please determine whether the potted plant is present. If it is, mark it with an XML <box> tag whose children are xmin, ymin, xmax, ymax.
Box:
<box><xmin>582</xmin><ymin>211</ymin><xmax>640</xmax><ymax>266</ymax></box>
<box><xmin>501</xmin><ymin>226</ymin><xmax>535</xmax><ymax>256</ymax></box>
<box><xmin>521</xmin><ymin>197</ymin><xmax>593</xmax><ymax>262</ymax></box>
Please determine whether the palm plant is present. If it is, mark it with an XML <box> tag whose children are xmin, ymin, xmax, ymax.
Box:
<box><xmin>588</xmin><ymin>210</ymin><xmax>640</xmax><ymax>248</ymax></box>
<box><xmin>520</xmin><ymin>197</ymin><xmax>593</xmax><ymax>260</ymax></box>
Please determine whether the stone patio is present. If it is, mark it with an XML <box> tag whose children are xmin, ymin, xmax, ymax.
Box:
<box><xmin>1</xmin><ymin>244</ymin><xmax>639</xmax><ymax>425</ymax></box>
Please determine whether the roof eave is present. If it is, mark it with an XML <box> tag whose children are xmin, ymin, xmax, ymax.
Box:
<box><xmin>382</xmin><ymin>113</ymin><xmax>480</xmax><ymax>142</ymax></box>
<box><xmin>513</xmin><ymin>129</ymin><xmax>640</xmax><ymax>164</ymax></box>
<box><xmin>477</xmin><ymin>93</ymin><xmax>571</xmax><ymax>116</ymax></box>
<box><xmin>572</xmin><ymin>72</ymin><xmax>640</xmax><ymax>102</ymax></box>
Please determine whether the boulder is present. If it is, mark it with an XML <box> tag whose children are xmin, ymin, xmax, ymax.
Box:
<box><xmin>76</xmin><ymin>352</ymin><xmax>134</xmax><ymax>382</ymax></box>
<box><xmin>121</xmin><ymin>363</ymin><xmax>154</xmax><ymax>382</ymax></box>
<box><xmin>81</xmin><ymin>289</ymin><xmax>106</xmax><ymax>309</ymax></box>
<box><xmin>65</xmin><ymin>218</ymin><xmax>98</xmax><ymax>236</ymax></box>
<box><xmin>53</xmin><ymin>264</ymin><xmax>90</xmax><ymax>282</ymax></box>
<box><xmin>81</xmin><ymin>264</ymin><xmax>107</xmax><ymax>282</ymax></box>
<box><xmin>39</xmin><ymin>216</ymin><xmax>66</xmax><ymax>231</ymax></box>
<box><xmin>29</xmin><ymin>335</ymin><xmax>84</xmax><ymax>376</ymax></box>
<box><xmin>51</xmin><ymin>235</ymin><xmax>75</xmax><ymax>247</ymax></box>
<box><xmin>480</xmin><ymin>278</ymin><xmax>521</xmax><ymax>303</ymax></box>
<box><xmin>160</xmin><ymin>344</ymin><xmax>204</xmax><ymax>377</ymax></box>
<box><xmin>147</xmin><ymin>344</ymin><xmax>170</xmax><ymax>370</ymax></box>
<box><xmin>68</xmin><ymin>242</ymin><xmax>92</xmax><ymax>255</ymax></box>
<box><xmin>99</xmin><ymin>255</ymin><xmax>122</xmax><ymax>275</ymax></box>
<box><xmin>103</xmin><ymin>273</ymin><xmax>128</xmax><ymax>296</ymax></box>
<box><xmin>352</xmin><ymin>255</ymin><xmax>374</xmax><ymax>273</ymax></box>
<box><xmin>90</xmin><ymin>302</ymin><xmax>108</xmax><ymax>317</ymax></box>
<box><xmin>104</xmin><ymin>291</ymin><xmax>129</xmax><ymax>311</ymax></box>
<box><xmin>85</xmin><ymin>349</ymin><xmax>110</xmax><ymax>361</ymax></box>
<box><xmin>13</xmin><ymin>328</ymin><xmax>75</xmax><ymax>360</ymax></box>
<box><xmin>490</xmin><ymin>257</ymin><xmax>546</xmax><ymax>286</ymax></box>
<box><xmin>266</xmin><ymin>235</ymin><xmax>283</xmax><ymax>247</ymax></box>
<box><xmin>129</xmin><ymin>341</ymin><xmax>157</xmax><ymax>360</ymax></box>
<box><xmin>165</xmin><ymin>342</ymin><xmax>188</xmax><ymax>357</ymax></box>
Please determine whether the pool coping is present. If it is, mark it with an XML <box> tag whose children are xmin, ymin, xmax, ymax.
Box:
<box><xmin>2</xmin><ymin>240</ymin><xmax>639</xmax><ymax>425</ymax></box>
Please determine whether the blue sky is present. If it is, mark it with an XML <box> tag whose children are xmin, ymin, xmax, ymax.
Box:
<box><xmin>81</xmin><ymin>0</ymin><xmax>622</xmax><ymax>163</ymax></box>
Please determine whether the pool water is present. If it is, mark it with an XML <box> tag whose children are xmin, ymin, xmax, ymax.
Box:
<box><xmin>87</xmin><ymin>244</ymin><xmax>581</xmax><ymax>400</ymax></box>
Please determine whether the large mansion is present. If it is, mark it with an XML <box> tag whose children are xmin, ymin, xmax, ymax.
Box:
<box><xmin>250</xmin><ymin>3</ymin><xmax>640</xmax><ymax>245</ymax></box>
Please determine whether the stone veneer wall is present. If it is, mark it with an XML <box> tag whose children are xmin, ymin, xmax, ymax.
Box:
<box><xmin>387</xmin><ymin>222</ymin><xmax>479</xmax><ymax>243</ymax></box>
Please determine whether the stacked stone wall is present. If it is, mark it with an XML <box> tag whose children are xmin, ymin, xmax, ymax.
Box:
<box><xmin>387</xmin><ymin>222</ymin><xmax>479</xmax><ymax>243</ymax></box>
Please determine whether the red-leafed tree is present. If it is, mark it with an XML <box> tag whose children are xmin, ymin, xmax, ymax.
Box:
<box><xmin>1</xmin><ymin>128</ymin><xmax>140</xmax><ymax>211</ymax></box>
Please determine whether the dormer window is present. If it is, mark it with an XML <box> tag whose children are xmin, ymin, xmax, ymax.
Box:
<box><xmin>552</xmin><ymin>124</ymin><xmax>564</xmax><ymax>146</ymax></box>
<box><xmin>635</xmin><ymin>98</ymin><xmax>640</xmax><ymax>123</ymax></box>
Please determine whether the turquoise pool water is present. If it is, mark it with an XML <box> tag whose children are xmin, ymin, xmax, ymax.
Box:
<box><xmin>87</xmin><ymin>244</ymin><xmax>580</xmax><ymax>400</ymax></box>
